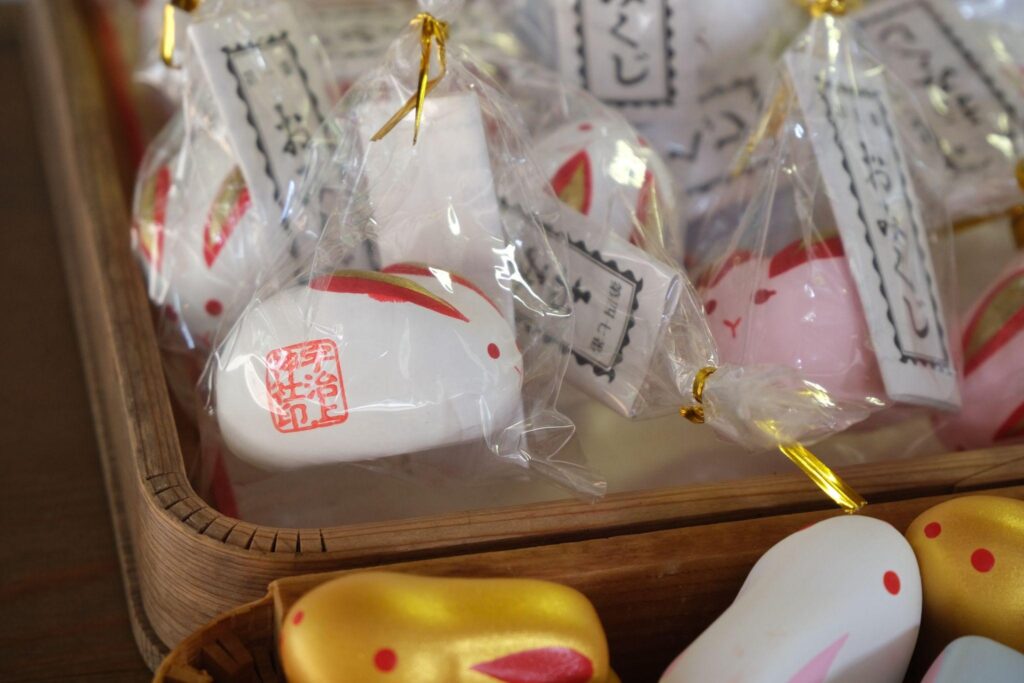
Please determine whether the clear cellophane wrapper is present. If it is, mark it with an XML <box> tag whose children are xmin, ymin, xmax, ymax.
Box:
<box><xmin>133</xmin><ymin>0</ymin><xmax>521</xmax><ymax>105</ymax></box>
<box><xmin>851</xmin><ymin>0</ymin><xmax>1024</xmax><ymax>225</ymax></box>
<box><xmin>688</xmin><ymin>14</ymin><xmax>963</xmax><ymax>449</ymax></box>
<box><xmin>960</xmin><ymin>0</ymin><xmax>1024</xmax><ymax>78</ymax></box>
<box><xmin>131</xmin><ymin>0</ymin><xmax>331</xmax><ymax>471</ymax></box>
<box><xmin>487</xmin><ymin>59</ymin><xmax>880</xmax><ymax>462</ymax></box>
<box><xmin>196</xmin><ymin>0</ymin><xmax>604</xmax><ymax>526</ymax></box>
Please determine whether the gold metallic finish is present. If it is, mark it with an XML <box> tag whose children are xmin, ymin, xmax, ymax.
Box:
<box><xmin>160</xmin><ymin>0</ymin><xmax>202</xmax><ymax>67</ymax></box>
<box><xmin>964</xmin><ymin>272</ymin><xmax>1024</xmax><ymax>363</ymax></box>
<box><xmin>906</xmin><ymin>496</ymin><xmax>1024</xmax><ymax>658</ymax></box>
<box><xmin>371</xmin><ymin>13</ymin><xmax>449</xmax><ymax>145</ymax></box>
<box><xmin>777</xmin><ymin>442</ymin><xmax>867</xmax><ymax>513</ymax></box>
<box><xmin>279</xmin><ymin>572</ymin><xmax>612</xmax><ymax>683</ymax></box>
<box><xmin>160</xmin><ymin>4</ymin><xmax>176</xmax><ymax>67</ymax></box>
<box><xmin>798</xmin><ymin>0</ymin><xmax>862</xmax><ymax>17</ymax></box>
<box><xmin>679</xmin><ymin>366</ymin><xmax>716</xmax><ymax>424</ymax></box>
<box><xmin>679</xmin><ymin>367</ymin><xmax>865</xmax><ymax>511</ymax></box>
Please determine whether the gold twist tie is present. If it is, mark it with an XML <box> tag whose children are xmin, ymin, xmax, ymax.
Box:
<box><xmin>799</xmin><ymin>0</ymin><xmax>861</xmax><ymax>17</ymax></box>
<box><xmin>679</xmin><ymin>365</ymin><xmax>867</xmax><ymax>513</ymax></box>
<box><xmin>160</xmin><ymin>0</ymin><xmax>201</xmax><ymax>67</ymax></box>
<box><xmin>778</xmin><ymin>443</ymin><xmax>867</xmax><ymax>513</ymax></box>
<box><xmin>679</xmin><ymin>366</ymin><xmax>716</xmax><ymax>424</ymax></box>
<box><xmin>371</xmin><ymin>13</ymin><xmax>449</xmax><ymax>145</ymax></box>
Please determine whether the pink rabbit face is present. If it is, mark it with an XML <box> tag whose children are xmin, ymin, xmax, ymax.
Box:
<box><xmin>701</xmin><ymin>236</ymin><xmax>886</xmax><ymax>404</ymax></box>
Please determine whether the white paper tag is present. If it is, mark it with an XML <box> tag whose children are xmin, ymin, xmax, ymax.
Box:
<box><xmin>644</xmin><ymin>67</ymin><xmax>769</xmax><ymax>233</ymax></box>
<box><xmin>854</xmin><ymin>0</ymin><xmax>1024</xmax><ymax>217</ymax></box>
<box><xmin>537</xmin><ymin>206</ymin><xmax>681</xmax><ymax>416</ymax></box>
<box><xmin>553</xmin><ymin>0</ymin><xmax>689</xmax><ymax>121</ymax></box>
<box><xmin>788</xmin><ymin>53</ymin><xmax>960</xmax><ymax>410</ymax></box>
<box><xmin>188</xmin><ymin>3</ymin><xmax>331</xmax><ymax>224</ymax></box>
<box><xmin>304</xmin><ymin>0</ymin><xmax>413</xmax><ymax>94</ymax></box>
<box><xmin>358</xmin><ymin>93</ymin><xmax>512</xmax><ymax>321</ymax></box>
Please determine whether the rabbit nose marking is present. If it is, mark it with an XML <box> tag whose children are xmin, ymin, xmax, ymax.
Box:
<box><xmin>724</xmin><ymin>318</ymin><xmax>742</xmax><ymax>338</ymax></box>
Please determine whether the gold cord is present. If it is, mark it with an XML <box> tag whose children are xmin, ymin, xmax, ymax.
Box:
<box><xmin>679</xmin><ymin>365</ymin><xmax>867</xmax><ymax>512</ymax></box>
<box><xmin>160</xmin><ymin>0</ymin><xmax>201</xmax><ymax>67</ymax></box>
<box><xmin>778</xmin><ymin>443</ymin><xmax>867</xmax><ymax>513</ymax></box>
<box><xmin>798</xmin><ymin>0</ymin><xmax>862</xmax><ymax>17</ymax></box>
<box><xmin>371</xmin><ymin>13</ymin><xmax>449</xmax><ymax>145</ymax></box>
<box><xmin>679</xmin><ymin>366</ymin><xmax>717</xmax><ymax>424</ymax></box>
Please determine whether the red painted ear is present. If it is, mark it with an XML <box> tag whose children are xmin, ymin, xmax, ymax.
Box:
<box><xmin>203</xmin><ymin>167</ymin><xmax>251</xmax><ymax>268</ymax></box>
<box><xmin>701</xmin><ymin>250</ymin><xmax>754</xmax><ymax>289</ymax></box>
<box><xmin>471</xmin><ymin>647</ymin><xmax>593</xmax><ymax>683</ymax></box>
<box><xmin>768</xmin><ymin>235</ymin><xmax>845</xmax><ymax>279</ymax></box>
<box><xmin>961</xmin><ymin>267</ymin><xmax>1024</xmax><ymax>376</ymax></box>
<box><xmin>635</xmin><ymin>169</ymin><xmax>658</xmax><ymax>241</ymax></box>
<box><xmin>309</xmin><ymin>271</ymin><xmax>468</xmax><ymax>322</ymax></box>
<box><xmin>551</xmin><ymin>151</ymin><xmax>593</xmax><ymax>215</ymax></box>
<box><xmin>135</xmin><ymin>165</ymin><xmax>172</xmax><ymax>270</ymax></box>
<box><xmin>994</xmin><ymin>400</ymin><xmax>1024</xmax><ymax>442</ymax></box>
<box><xmin>381</xmin><ymin>263</ymin><xmax>502</xmax><ymax>314</ymax></box>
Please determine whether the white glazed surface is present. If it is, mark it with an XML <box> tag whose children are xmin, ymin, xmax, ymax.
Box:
<box><xmin>140</xmin><ymin>125</ymin><xmax>275</xmax><ymax>351</ymax></box>
<box><xmin>660</xmin><ymin>515</ymin><xmax>922</xmax><ymax>683</ymax></box>
<box><xmin>534</xmin><ymin>118</ymin><xmax>676</xmax><ymax>245</ymax></box>
<box><xmin>215</xmin><ymin>267</ymin><xmax>523</xmax><ymax>470</ymax></box>
<box><xmin>922</xmin><ymin>636</ymin><xmax>1024</xmax><ymax>683</ymax></box>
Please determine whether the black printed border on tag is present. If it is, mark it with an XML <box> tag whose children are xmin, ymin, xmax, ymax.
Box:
<box><xmin>222</xmin><ymin>31</ymin><xmax>326</xmax><ymax>206</ymax></box>
<box><xmin>566</xmin><ymin>237</ymin><xmax>642</xmax><ymax>381</ymax></box>
<box><xmin>819</xmin><ymin>80</ymin><xmax>952</xmax><ymax>372</ymax></box>
<box><xmin>573</xmin><ymin>0</ymin><xmax>676</xmax><ymax>108</ymax></box>
<box><xmin>856</xmin><ymin>1</ymin><xmax>1022</xmax><ymax>142</ymax></box>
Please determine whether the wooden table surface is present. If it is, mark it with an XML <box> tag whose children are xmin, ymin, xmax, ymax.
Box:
<box><xmin>0</xmin><ymin>4</ymin><xmax>149</xmax><ymax>680</ymax></box>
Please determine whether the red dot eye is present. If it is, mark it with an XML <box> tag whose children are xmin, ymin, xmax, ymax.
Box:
<box><xmin>291</xmin><ymin>610</ymin><xmax>304</xmax><ymax>625</ymax></box>
<box><xmin>487</xmin><ymin>343</ymin><xmax>500</xmax><ymax>359</ymax></box>
<box><xmin>704</xmin><ymin>299</ymin><xmax>717</xmax><ymax>315</ymax></box>
<box><xmin>205</xmin><ymin>298</ymin><xmax>224</xmax><ymax>316</ymax></box>
<box><xmin>883</xmin><ymin>571</ymin><xmax>901</xmax><ymax>595</ymax></box>
<box><xmin>924</xmin><ymin>522</ymin><xmax>941</xmax><ymax>538</ymax></box>
<box><xmin>753</xmin><ymin>289</ymin><xmax>777</xmax><ymax>305</ymax></box>
<box><xmin>374</xmin><ymin>648</ymin><xmax>397</xmax><ymax>672</ymax></box>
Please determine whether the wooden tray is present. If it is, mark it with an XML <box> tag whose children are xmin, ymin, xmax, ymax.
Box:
<box><xmin>154</xmin><ymin>485</ymin><xmax>1024</xmax><ymax>682</ymax></box>
<box><xmin>25</xmin><ymin>0</ymin><xmax>1024</xmax><ymax>672</ymax></box>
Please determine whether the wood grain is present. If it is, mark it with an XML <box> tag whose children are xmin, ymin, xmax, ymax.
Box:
<box><xmin>24</xmin><ymin>0</ymin><xmax>1024</xmax><ymax>672</ymax></box>
<box><xmin>0</xmin><ymin>3</ymin><xmax>148</xmax><ymax>680</ymax></box>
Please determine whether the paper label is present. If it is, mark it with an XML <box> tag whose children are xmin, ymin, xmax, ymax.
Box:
<box><xmin>553</xmin><ymin>0</ymin><xmax>688</xmax><ymax>120</ymax></box>
<box><xmin>305</xmin><ymin>0</ymin><xmax>413</xmax><ymax>94</ymax></box>
<box><xmin>189</xmin><ymin>3</ymin><xmax>331</xmax><ymax>224</ymax></box>
<box><xmin>529</xmin><ymin>206</ymin><xmax>680</xmax><ymax>416</ymax></box>
<box><xmin>645</xmin><ymin>68</ymin><xmax>770</xmax><ymax>235</ymax></box>
<box><xmin>788</xmin><ymin>53</ymin><xmax>960</xmax><ymax>409</ymax></box>
<box><xmin>358</xmin><ymin>93</ymin><xmax>512</xmax><ymax>321</ymax></box>
<box><xmin>854</xmin><ymin>0</ymin><xmax>1024</xmax><ymax>212</ymax></box>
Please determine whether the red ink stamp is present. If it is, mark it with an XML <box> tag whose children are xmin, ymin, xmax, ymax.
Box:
<box><xmin>265</xmin><ymin>339</ymin><xmax>348</xmax><ymax>433</ymax></box>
